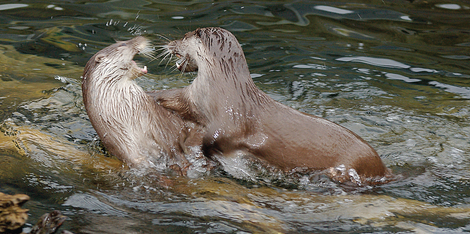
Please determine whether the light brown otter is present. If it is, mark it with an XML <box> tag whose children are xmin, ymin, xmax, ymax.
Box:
<box><xmin>82</xmin><ymin>36</ymin><xmax>202</xmax><ymax>171</ymax></box>
<box><xmin>149</xmin><ymin>27</ymin><xmax>391</xmax><ymax>183</ymax></box>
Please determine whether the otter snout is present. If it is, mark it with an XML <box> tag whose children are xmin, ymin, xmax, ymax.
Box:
<box><xmin>167</xmin><ymin>40</ymin><xmax>198</xmax><ymax>72</ymax></box>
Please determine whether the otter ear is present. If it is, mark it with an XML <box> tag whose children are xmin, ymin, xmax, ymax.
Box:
<box><xmin>95</xmin><ymin>54</ymin><xmax>106</xmax><ymax>63</ymax></box>
<box><xmin>195</xmin><ymin>28</ymin><xmax>202</xmax><ymax>38</ymax></box>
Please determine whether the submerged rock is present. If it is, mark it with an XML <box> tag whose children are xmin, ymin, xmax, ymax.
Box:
<box><xmin>0</xmin><ymin>192</ymin><xmax>72</xmax><ymax>234</ymax></box>
<box><xmin>0</xmin><ymin>192</ymin><xmax>29</xmax><ymax>233</ymax></box>
<box><xmin>29</xmin><ymin>210</ymin><xmax>67</xmax><ymax>234</ymax></box>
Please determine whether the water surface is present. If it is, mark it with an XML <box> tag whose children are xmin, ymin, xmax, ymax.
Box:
<box><xmin>1</xmin><ymin>0</ymin><xmax>470</xmax><ymax>233</ymax></box>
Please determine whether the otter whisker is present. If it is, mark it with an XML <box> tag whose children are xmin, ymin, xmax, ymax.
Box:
<box><xmin>173</xmin><ymin>63</ymin><xmax>185</xmax><ymax>78</ymax></box>
<box><xmin>164</xmin><ymin>54</ymin><xmax>174</xmax><ymax>68</ymax></box>
<box><xmin>166</xmin><ymin>61</ymin><xmax>181</xmax><ymax>76</ymax></box>
<box><xmin>180</xmin><ymin>59</ymin><xmax>188</xmax><ymax>75</ymax></box>
<box><xmin>155</xmin><ymin>33</ymin><xmax>171</xmax><ymax>43</ymax></box>
<box><xmin>170</xmin><ymin>65</ymin><xmax>179</xmax><ymax>73</ymax></box>
<box><xmin>154</xmin><ymin>44</ymin><xmax>168</xmax><ymax>49</ymax></box>
<box><xmin>155</xmin><ymin>46</ymin><xmax>172</xmax><ymax>64</ymax></box>
<box><xmin>140</xmin><ymin>50</ymin><xmax>157</xmax><ymax>61</ymax></box>
<box><xmin>153</xmin><ymin>43</ymin><xmax>182</xmax><ymax>71</ymax></box>
<box><xmin>158</xmin><ymin>51</ymin><xmax>173</xmax><ymax>67</ymax></box>
<box><xmin>156</xmin><ymin>49</ymin><xmax>171</xmax><ymax>59</ymax></box>
<box><xmin>153</xmin><ymin>47</ymin><xmax>167</xmax><ymax>54</ymax></box>
<box><xmin>152</xmin><ymin>45</ymin><xmax>168</xmax><ymax>55</ymax></box>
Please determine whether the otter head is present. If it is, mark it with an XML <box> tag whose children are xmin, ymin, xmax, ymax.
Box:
<box><xmin>86</xmin><ymin>36</ymin><xmax>150</xmax><ymax>82</ymax></box>
<box><xmin>167</xmin><ymin>27</ymin><xmax>245</xmax><ymax>73</ymax></box>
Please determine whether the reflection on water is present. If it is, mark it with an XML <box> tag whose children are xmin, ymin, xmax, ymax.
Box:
<box><xmin>1</xmin><ymin>0</ymin><xmax>470</xmax><ymax>233</ymax></box>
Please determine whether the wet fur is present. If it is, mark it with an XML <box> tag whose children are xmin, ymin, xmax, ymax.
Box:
<box><xmin>82</xmin><ymin>36</ymin><xmax>201</xmax><ymax>170</ymax></box>
<box><xmin>148</xmin><ymin>28</ymin><xmax>391</xmax><ymax>183</ymax></box>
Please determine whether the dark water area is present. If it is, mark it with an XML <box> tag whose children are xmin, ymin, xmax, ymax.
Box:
<box><xmin>1</xmin><ymin>0</ymin><xmax>470</xmax><ymax>233</ymax></box>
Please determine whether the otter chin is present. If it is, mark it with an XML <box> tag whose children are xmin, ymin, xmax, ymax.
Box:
<box><xmin>149</xmin><ymin>27</ymin><xmax>392</xmax><ymax>185</ymax></box>
<box><xmin>82</xmin><ymin>36</ymin><xmax>203</xmax><ymax>172</ymax></box>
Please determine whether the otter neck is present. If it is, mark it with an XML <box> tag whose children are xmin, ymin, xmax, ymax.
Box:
<box><xmin>86</xmin><ymin>69</ymin><xmax>151</xmax><ymax>132</ymax></box>
<box><xmin>84</xmin><ymin>69</ymin><xmax>162</xmax><ymax>165</ymax></box>
<box><xmin>189</xmin><ymin>53</ymin><xmax>271</xmax><ymax>124</ymax></box>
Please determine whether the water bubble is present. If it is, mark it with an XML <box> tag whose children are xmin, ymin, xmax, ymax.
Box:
<box><xmin>348</xmin><ymin>169</ymin><xmax>361</xmax><ymax>184</ymax></box>
<box><xmin>106</xmin><ymin>19</ymin><xmax>114</xmax><ymax>27</ymax></box>
<box><xmin>127</xmin><ymin>24</ymin><xmax>144</xmax><ymax>36</ymax></box>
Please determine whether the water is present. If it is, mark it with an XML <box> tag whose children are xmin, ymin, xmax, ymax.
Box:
<box><xmin>1</xmin><ymin>0</ymin><xmax>470</xmax><ymax>233</ymax></box>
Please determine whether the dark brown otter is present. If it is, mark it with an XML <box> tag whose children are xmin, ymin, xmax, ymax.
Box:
<box><xmin>149</xmin><ymin>27</ymin><xmax>392</xmax><ymax>184</ymax></box>
<box><xmin>82</xmin><ymin>36</ymin><xmax>202</xmax><ymax>171</ymax></box>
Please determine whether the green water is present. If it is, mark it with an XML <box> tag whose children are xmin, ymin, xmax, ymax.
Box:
<box><xmin>1</xmin><ymin>0</ymin><xmax>470</xmax><ymax>233</ymax></box>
